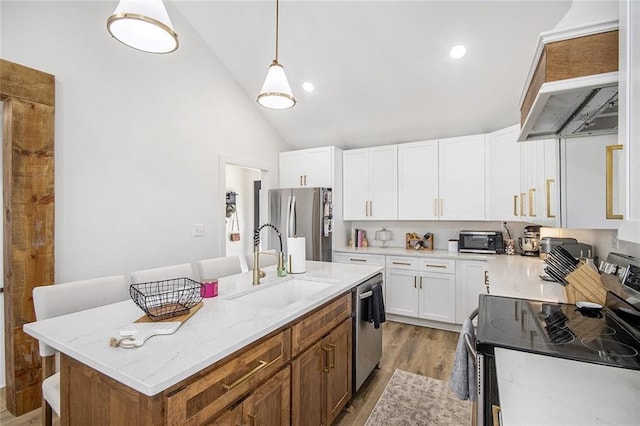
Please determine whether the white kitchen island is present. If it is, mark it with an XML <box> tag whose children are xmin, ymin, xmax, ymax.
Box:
<box><xmin>23</xmin><ymin>261</ymin><xmax>383</xmax><ymax>425</ymax></box>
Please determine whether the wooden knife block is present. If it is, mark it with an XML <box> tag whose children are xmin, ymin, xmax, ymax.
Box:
<box><xmin>564</xmin><ymin>264</ymin><xmax>607</xmax><ymax>306</ymax></box>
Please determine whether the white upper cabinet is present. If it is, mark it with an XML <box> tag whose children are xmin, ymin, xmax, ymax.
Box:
<box><xmin>618</xmin><ymin>0</ymin><xmax>640</xmax><ymax>243</ymax></box>
<box><xmin>485</xmin><ymin>125</ymin><xmax>521</xmax><ymax>221</ymax></box>
<box><xmin>279</xmin><ymin>147</ymin><xmax>334</xmax><ymax>188</ymax></box>
<box><xmin>438</xmin><ymin>134</ymin><xmax>486</xmax><ymax>220</ymax></box>
<box><xmin>536</xmin><ymin>139</ymin><xmax>561</xmax><ymax>227</ymax></box>
<box><xmin>343</xmin><ymin>145</ymin><xmax>398</xmax><ymax>220</ymax></box>
<box><xmin>519</xmin><ymin>140</ymin><xmax>539</xmax><ymax>222</ymax></box>
<box><xmin>398</xmin><ymin>140</ymin><xmax>438</xmax><ymax>220</ymax></box>
<box><xmin>561</xmin><ymin>134</ymin><xmax>624</xmax><ymax>229</ymax></box>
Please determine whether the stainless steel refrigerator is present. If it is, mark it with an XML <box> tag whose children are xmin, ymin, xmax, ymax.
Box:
<box><xmin>267</xmin><ymin>187</ymin><xmax>332</xmax><ymax>262</ymax></box>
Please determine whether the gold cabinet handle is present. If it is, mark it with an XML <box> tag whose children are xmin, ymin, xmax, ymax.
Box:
<box><xmin>425</xmin><ymin>264</ymin><xmax>446</xmax><ymax>268</ymax></box>
<box><xmin>349</xmin><ymin>258</ymin><xmax>367</xmax><ymax>262</ymax></box>
<box><xmin>513</xmin><ymin>194</ymin><xmax>518</xmax><ymax>216</ymax></box>
<box><xmin>299</xmin><ymin>175</ymin><xmax>303</xmax><ymax>186</ymax></box>
<box><xmin>520</xmin><ymin>192</ymin><xmax>526</xmax><ymax>217</ymax></box>
<box><xmin>221</xmin><ymin>360</ymin><xmax>269</xmax><ymax>391</ymax></box>
<box><xmin>369</xmin><ymin>200</ymin><xmax>373</xmax><ymax>217</ymax></box>
<box><xmin>419</xmin><ymin>276</ymin><xmax>423</xmax><ymax>289</ymax></box>
<box><xmin>304</xmin><ymin>175</ymin><xmax>307</xmax><ymax>186</ymax></box>
<box><xmin>414</xmin><ymin>276</ymin><xmax>417</xmax><ymax>289</ymax></box>
<box><xmin>364</xmin><ymin>201</ymin><xmax>368</xmax><ymax>217</ymax></box>
<box><xmin>606</xmin><ymin>144</ymin><xmax>624</xmax><ymax>219</ymax></box>
<box><xmin>392</xmin><ymin>261</ymin><xmax>411</xmax><ymax>266</ymax></box>
<box><xmin>545</xmin><ymin>179</ymin><xmax>555</xmax><ymax>218</ymax></box>
<box><xmin>322</xmin><ymin>346</ymin><xmax>331</xmax><ymax>372</ymax></box>
<box><xmin>440</xmin><ymin>198</ymin><xmax>444</xmax><ymax>216</ymax></box>
<box><xmin>528</xmin><ymin>188</ymin><xmax>536</xmax><ymax>217</ymax></box>
<box><xmin>329</xmin><ymin>343</ymin><xmax>336</xmax><ymax>368</ymax></box>
<box><xmin>433</xmin><ymin>198</ymin><xmax>438</xmax><ymax>217</ymax></box>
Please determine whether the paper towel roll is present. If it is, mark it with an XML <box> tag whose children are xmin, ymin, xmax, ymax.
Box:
<box><xmin>287</xmin><ymin>237</ymin><xmax>306</xmax><ymax>274</ymax></box>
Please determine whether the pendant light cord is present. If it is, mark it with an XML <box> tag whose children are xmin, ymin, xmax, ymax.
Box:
<box><xmin>275</xmin><ymin>0</ymin><xmax>280</xmax><ymax>62</ymax></box>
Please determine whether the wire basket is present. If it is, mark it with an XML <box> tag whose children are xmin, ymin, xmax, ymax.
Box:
<box><xmin>130</xmin><ymin>277</ymin><xmax>203</xmax><ymax>321</ymax></box>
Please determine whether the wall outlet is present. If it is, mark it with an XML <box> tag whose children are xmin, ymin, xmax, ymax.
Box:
<box><xmin>612</xmin><ymin>230</ymin><xmax>619</xmax><ymax>249</ymax></box>
<box><xmin>192</xmin><ymin>224</ymin><xmax>205</xmax><ymax>237</ymax></box>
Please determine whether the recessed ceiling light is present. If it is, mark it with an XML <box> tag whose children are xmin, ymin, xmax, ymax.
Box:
<box><xmin>302</xmin><ymin>82</ymin><xmax>314</xmax><ymax>92</ymax></box>
<box><xmin>450</xmin><ymin>45</ymin><xmax>467</xmax><ymax>59</ymax></box>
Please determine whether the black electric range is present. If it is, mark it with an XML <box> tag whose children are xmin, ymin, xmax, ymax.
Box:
<box><xmin>474</xmin><ymin>292</ymin><xmax>640</xmax><ymax>426</ymax></box>
<box><xmin>476</xmin><ymin>292</ymin><xmax>640</xmax><ymax>370</ymax></box>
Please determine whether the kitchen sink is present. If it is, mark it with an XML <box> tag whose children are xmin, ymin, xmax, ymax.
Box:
<box><xmin>226</xmin><ymin>279</ymin><xmax>335</xmax><ymax>310</ymax></box>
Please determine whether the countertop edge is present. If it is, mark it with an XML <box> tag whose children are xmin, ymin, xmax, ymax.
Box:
<box><xmin>23</xmin><ymin>262</ymin><xmax>384</xmax><ymax>396</ymax></box>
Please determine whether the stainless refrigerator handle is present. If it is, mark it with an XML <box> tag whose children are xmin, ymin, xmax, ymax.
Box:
<box><xmin>312</xmin><ymin>189</ymin><xmax>320</xmax><ymax>260</ymax></box>
<box><xmin>287</xmin><ymin>195</ymin><xmax>297</xmax><ymax>238</ymax></box>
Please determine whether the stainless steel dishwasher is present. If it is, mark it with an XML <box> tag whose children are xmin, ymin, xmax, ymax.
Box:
<box><xmin>352</xmin><ymin>272</ymin><xmax>384</xmax><ymax>393</ymax></box>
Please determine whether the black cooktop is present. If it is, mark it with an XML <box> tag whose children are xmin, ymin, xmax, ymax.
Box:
<box><xmin>476</xmin><ymin>292</ymin><xmax>640</xmax><ymax>370</ymax></box>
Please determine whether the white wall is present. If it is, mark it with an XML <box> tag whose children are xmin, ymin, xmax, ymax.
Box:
<box><xmin>343</xmin><ymin>221</ymin><xmax>520</xmax><ymax>250</ymax></box>
<box><xmin>344</xmin><ymin>220</ymin><xmax>640</xmax><ymax>262</ymax></box>
<box><xmin>0</xmin><ymin>1</ymin><xmax>289</xmax><ymax>282</ymax></box>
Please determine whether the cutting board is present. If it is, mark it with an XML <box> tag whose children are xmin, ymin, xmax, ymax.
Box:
<box><xmin>135</xmin><ymin>301</ymin><xmax>203</xmax><ymax>324</ymax></box>
<box><xmin>564</xmin><ymin>265</ymin><xmax>607</xmax><ymax>305</ymax></box>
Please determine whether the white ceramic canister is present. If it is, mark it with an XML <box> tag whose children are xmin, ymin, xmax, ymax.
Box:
<box><xmin>448</xmin><ymin>239</ymin><xmax>459</xmax><ymax>253</ymax></box>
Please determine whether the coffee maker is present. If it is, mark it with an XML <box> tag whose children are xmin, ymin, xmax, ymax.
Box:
<box><xmin>518</xmin><ymin>225</ymin><xmax>541</xmax><ymax>256</ymax></box>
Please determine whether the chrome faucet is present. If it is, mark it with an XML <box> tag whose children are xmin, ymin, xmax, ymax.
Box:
<box><xmin>253</xmin><ymin>223</ymin><xmax>286</xmax><ymax>285</ymax></box>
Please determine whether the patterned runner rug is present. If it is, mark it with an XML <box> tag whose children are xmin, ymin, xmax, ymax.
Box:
<box><xmin>365</xmin><ymin>369</ymin><xmax>473</xmax><ymax>425</ymax></box>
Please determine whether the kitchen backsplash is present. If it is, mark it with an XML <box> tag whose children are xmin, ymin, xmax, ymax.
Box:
<box><xmin>343</xmin><ymin>221</ymin><xmax>640</xmax><ymax>261</ymax></box>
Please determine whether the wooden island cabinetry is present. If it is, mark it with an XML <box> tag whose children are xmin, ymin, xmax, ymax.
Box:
<box><xmin>58</xmin><ymin>292</ymin><xmax>353</xmax><ymax>426</ymax></box>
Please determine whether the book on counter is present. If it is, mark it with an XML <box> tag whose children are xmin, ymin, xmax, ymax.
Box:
<box><xmin>351</xmin><ymin>228</ymin><xmax>367</xmax><ymax>247</ymax></box>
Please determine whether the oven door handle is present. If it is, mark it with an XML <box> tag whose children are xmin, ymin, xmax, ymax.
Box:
<box><xmin>464</xmin><ymin>308</ymin><xmax>478</xmax><ymax>360</ymax></box>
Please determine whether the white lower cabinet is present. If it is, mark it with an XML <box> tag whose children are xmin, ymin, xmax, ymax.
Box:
<box><xmin>385</xmin><ymin>268</ymin><xmax>419</xmax><ymax>317</ymax></box>
<box><xmin>456</xmin><ymin>260</ymin><xmax>488</xmax><ymax>324</ymax></box>
<box><xmin>385</xmin><ymin>256</ymin><xmax>456</xmax><ymax>324</ymax></box>
<box><xmin>418</xmin><ymin>272</ymin><xmax>456</xmax><ymax>323</ymax></box>
<box><xmin>332</xmin><ymin>252</ymin><xmax>385</xmax><ymax>266</ymax></box>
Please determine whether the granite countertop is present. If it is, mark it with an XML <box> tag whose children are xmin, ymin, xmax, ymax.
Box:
<box><xmin>23</xmin><ymin>261</ymin><xmax>383</xmax><ymax>396</ymax></box>
<box><xmin>495</xmin><ymin>348</ymin><xmax>640</xmax><ymax>425</ymax></box>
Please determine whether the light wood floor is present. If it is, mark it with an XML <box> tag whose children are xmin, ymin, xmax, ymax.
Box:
<box><xmin>335</xmin><ymin>321</ymin><xmax>459</xmax><ymax>425</ymax></box>
<box><xmin>0</xmin><ymin>321</ymin><xmax>459</xmax><ymax>426</ymax></box>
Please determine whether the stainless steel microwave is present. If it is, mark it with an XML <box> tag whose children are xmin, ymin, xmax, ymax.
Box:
<box><xmin>458</xmin><ymin>231</ymin><xmax>504</xmax><ymax>254</ymax></box>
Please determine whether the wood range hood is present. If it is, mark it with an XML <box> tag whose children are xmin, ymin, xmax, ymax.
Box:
<box><xmin>518</xmin><ymin>20</ymin><xmax>619</xmax><ymax>142</ymax></box>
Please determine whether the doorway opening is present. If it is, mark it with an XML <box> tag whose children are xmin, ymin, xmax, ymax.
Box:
<box><xmin>224</xmin><ymin>164</ymin><xmax>262</xmax><ymax>260</ymax></box>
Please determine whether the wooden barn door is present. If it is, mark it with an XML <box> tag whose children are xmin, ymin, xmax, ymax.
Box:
<box><xmin>0</xmin><ymin>59</ymin><xmax>55</xmax><ymax>416</ymax></box>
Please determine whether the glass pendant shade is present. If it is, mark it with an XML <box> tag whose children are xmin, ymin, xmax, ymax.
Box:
<box><xmin>107</xmin><ymin>0</ymin><xmax>179</xmax><ymax>54</ymax></box>
<box><xmin>257</xmin><ymin>61</ymin><xmax>296</xmax><ymax>109</ymax></box>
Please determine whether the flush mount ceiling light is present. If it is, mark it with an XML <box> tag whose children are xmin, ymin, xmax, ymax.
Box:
<box><xmin>257</xmin><ymin>0</ymin><xmax>296</xmax><ymax>109</ymax></box>
<box><xmin>107</xmin><ymin>0</ymin><xmax>179</xmax><ymax>54</ymax></box>
<box><xmin>450</xmin><ymin>44</ymin><xmax>467</xmax><ymax>59</ymax></box>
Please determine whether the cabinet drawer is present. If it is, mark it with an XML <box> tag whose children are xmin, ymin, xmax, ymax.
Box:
<box><xmin>291</xmin><ymin>293</ymin><xmax>352</xmax><ymax>357</ymax></box>
<box><xmin>165</xmin><ymin>329</ymin><xmax>291</xmax><ymax>425</ymax></box>
<box><xmin>419</xmin><ymin>258</ymin><xmax>456</xmax><ymax>274</ymax></box>
<box><xmin>386</xmin><ymin>256</ymin><xmax>420</xmax><ymax>270</ymax></box>
<box><xmin>333</xmin><ymin>252</ymin><xmax>385</xmax><ymax>266</ymax></box>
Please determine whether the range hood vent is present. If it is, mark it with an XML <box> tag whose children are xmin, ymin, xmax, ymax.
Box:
<box><xmin>518</xmin><ymin>21</ymin><xmax>619</xmax><ymax>142</ymax></box>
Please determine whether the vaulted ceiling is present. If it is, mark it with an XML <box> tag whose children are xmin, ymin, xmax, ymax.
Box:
<box><xmin>173</xmin><ymin>1</ymin><xmax>571</xmax><ymax>150</ymax></box>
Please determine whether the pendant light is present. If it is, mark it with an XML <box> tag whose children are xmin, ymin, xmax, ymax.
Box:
<box><xmin>257</xmin><ymin>0</ymin><xmax>296</xmax><ymax>109</ymax></box>
<box><xmin>107</xmin><ymin>0</ymin><xmax>179</xmax><ymax>54</ymax></box>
